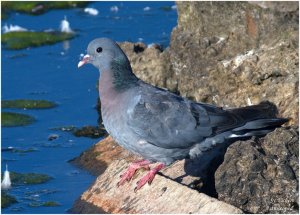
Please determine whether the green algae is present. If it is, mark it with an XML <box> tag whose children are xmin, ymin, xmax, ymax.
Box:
<box><xmin>28</xmin><ymin>202</ymin><xmax>42</xmax><ymax>207</ymax></box>
<box><xmin>11</xmin><ymin>148</ymin><xmax>38</xmax><ymax>154</ymax></box>
<box><xmin>2</xmin><ymin>99</ymin><xmax>57</xmax><ymax>109</ymax></box>
<box><xmin>1</xmin><ymin>112</ymin><xmax>36</xmax><ymax>127</ymax></box>
<box><xmin>1</xmin><ymin>192</ymin><xmax>18</xmax><ymax>208</ymax></box>
<box><xmin>28</xmin><ymin>201</ymin><xmax>61</xmax><ymax>207</ymax></box>
<box><xmin>2</xmin><ymin>147</ymin><xmax>38</xmax><ymax>154</ymax></box>
<box><xmin>8</xmin><ymin>53</ymin><xmax>28</xmax><ymax>59</ymax></box>
<box><xmin>10</xmin><ymin>172</ymin><xmax>52</xmax><ymax>185</ymax></box>
<box><xmin>2</xmin><ymin>1</ymin><xmax>89</xmax><ymax>18</ymax></box>
<box><xmin>2</xmin><ymin>31</ymin><xmax>75</xmax><ymax>50</ymax></box>
<box><xmin>50</xmin><ymin>125</ymin><xmax>76</xmax><ymax>132</ymax></box>
<box><xmin>42</xmin><ymin>201</ymin><xmax>61</xmax><ymax>207</ymax></box>
<box><xmin>160</xmin><ymin>6</ymin><xmax>172</xmax><ymax>11</ymax></box>
<box><xmin>72</xmin><ymin>126</ymin><xmax>108</xmax><ymax>139</ymax></box>
<box><xmin>50</xmin><ymin>125</ymin><xmax>107</xmax><ymax>138</ymax></box>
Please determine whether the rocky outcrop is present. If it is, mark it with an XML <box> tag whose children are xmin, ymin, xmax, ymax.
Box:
<box><xmin>166</xmin><ymin>1</ymin><xmax>298</xmax><ymax>124</ymax></box>
<box><xmin>71</xmin><ymin>158</ymin><xmax>242</xmax><ymax>214</ymax></box>
<box><xmin>119</xmin><ymin>42</ymin><xmax>171</xmax><ymax>89</ymax></box>
<box><xmin>70</xmin><ymin>136</ymin><xmax>137</xmax><ymax>176</ymax></box>
<box><xmin>215</xmin><ymin>127</ymin><xmax>299</xmax><ymax>214</ymax></box>
<box><xmin>72</xmin><ymin>127</ymin><xmax>298</xmax><ymax>213</ymax></box>
<box><xmin>71</xmin><ymin>136</ymin><xmax>225</xmax><ymax>196</ymax></box>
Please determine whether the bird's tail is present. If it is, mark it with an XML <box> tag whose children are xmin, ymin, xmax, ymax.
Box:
<box><xmin>227</xmin><ymin>101</ymin><xmax>288</xmax><ymax>138</ymax></box>
<box><xmin>189</xmin><ymin>101</ymin><xmax>288</xmax><ymax>160</ymax></box>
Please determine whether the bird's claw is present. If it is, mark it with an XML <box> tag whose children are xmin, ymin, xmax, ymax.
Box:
<box><xmin>117</xmin><ymin>160</ymin><xmax>150</xmax><ymax>187</ymax></box>
<box><xmin>118</xmin><ymin>171</ymin><xmax>135</xmax><ymax>186</ymax></box>
<box><xmin>133</xmin><ymin>164</ymin><xmax>165</xmax><ymax>192</ymax></box>
<box><xmin>133</xmin><ymin>173</ymin><xmax>154</xmax><ymax>192</ymax></box>
<box><xmin>118</xmin><ymin>162</ymin><xmax>165</xmax><ymax>192</ymax></box>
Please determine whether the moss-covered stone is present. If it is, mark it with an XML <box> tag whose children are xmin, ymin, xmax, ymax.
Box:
<box><xmin>2</xmin><ymin>147</ymin><xmax>38</xmax><ymax>153</ymax></box>
<box><xmin>51</xmin><ymin>125</ymin><xmax>107</xmax><ymax>139</ymax></box>
<box><xmin>11</xmin><ymin>148</ymin><xmax>38</xmax><ymax>154</ymax></box>
<box><xmin>8</xmin><ymin>53</ymin><xmax>28</xmax><ymax>59</ymax></box>
<box><xmin>1</xmin><ymin>112</ymin><xmax>35</xmax><ymax>127</ymax></box>
<box><xmin>2</xmin><ymin>1</ymin><xmax>89</xmax><ymax>18</ymax></box>
<box><xmin>10</xmin><ymin>172</ymin><xmax>52</xmax><ymax>185</ymax></box>
<box><xmin>28</xmin><ymin>202</ymin><xmax>41</xmax><ymax>207</ymax></box>
<box><xmin>28</xmin><ymin>201</ymin><xmax>61</xmax><ymax>207</ymax></box>
<box><xmin>72</xmin><ymin>126</ymin><xmax>107</xmax><ymax>139</ymax></box>
<box><xmin>160</xmin><ymin>6</ymin><xmax>172</xmax><ymax>11</ymax></box>
<box><xmin>2</xmin><ymin>99</ymin><xmax>57</xmax><ymax>109</ymax></box>
<box><xmin>1</xmin><ymin>192</ymin><xmax>17</xmax><ymax>208</ymax></box>
<box><xmin>42</xmin><ymin>201</ymin><xmax>61</xmax><ymax>207</ymax></box>
<box><xmin>50</xmin><ymin>125</ymin><xmax>76</xmax><ymax>132</ymax></box>
<box><xmin>2</xmin><ymin>31</ymin><xmax>75</xmax><ymax>50</ymax></box>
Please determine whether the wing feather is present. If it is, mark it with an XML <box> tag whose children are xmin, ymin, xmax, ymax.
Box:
<box><xmin>127</xmin><ymin>85</ymin><xmax>214</xmax><ymax>149</ymax></box>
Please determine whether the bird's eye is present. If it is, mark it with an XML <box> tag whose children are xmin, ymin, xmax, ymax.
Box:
<box><xmin>96</xmin><ymin>47</ymin><xmax>103</xmax><ymax>53</ymax></box>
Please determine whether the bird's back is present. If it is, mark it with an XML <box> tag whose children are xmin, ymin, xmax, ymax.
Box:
<box><xmin>121</xmin><ymin>81</ymin><xmax>287</xmax><ymax>163</ymax></box>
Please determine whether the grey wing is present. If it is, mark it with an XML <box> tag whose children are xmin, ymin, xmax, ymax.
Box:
<box><xmin>126</xmin><ymin>86</ymin><xmax>240</xmax><ymax>149</ymax></box>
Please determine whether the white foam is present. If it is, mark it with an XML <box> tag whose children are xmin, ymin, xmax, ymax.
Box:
<box><xmin>60</xmin><ymin>16</ymin><xmax>73</xmax><ymax>33</ymax></box>
<box><xmin>110</xmin><ymin>6</ymin><xmax>119</xmax><ymax>12</ymax></box>
<box><xmin>1</xmin><ymin>164</ymin><xmax>11</xmax><ymax>189</ymax></box>
<box><xmin>84</xmin><ymin>8</ymin><xmax>99</xmax><ymax>16</ymax></box>
<box><xmin>2</xmin><ymin>24</ymin><xmax>28</xmax><ymax>33</ymax></box>
<box><xmin>143</xmin><ymin>6</ymin><xmax>151</xmax><ymax>11</ymax></box>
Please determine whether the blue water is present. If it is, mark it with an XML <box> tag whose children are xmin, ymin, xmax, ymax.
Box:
<box><xmin>1</xmin><ymin>1</ymin><xmax>177</xmax><ymax>213</ymax></box>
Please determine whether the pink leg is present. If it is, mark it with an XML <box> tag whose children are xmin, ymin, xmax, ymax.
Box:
<box><xmin>134</xmin><ymin>163</ymin><xmax>165</xmax><ymax>192</ymax></box>
<box><xmin>117</xmin><ymin>160</ymin><xmax>150</xmax><ymax>187</ymax></box>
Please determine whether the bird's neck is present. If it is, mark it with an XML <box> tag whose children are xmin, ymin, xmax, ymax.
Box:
<box><xmin>98</xmin><ymin>71</ymin><xmax>121</xmax><ymax>112</ymax></box>
<box><xmin>109</xmin><ymin>57</ymin><xmax>139</xmax><ymax>91</ymax></box>
<box><xmin>98</xmin><ymin>57</ymin><xmax>138</xmax><ymax>108</ymax></box>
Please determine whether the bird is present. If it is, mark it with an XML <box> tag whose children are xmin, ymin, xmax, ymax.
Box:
<box><xmin>78</xmin><ymin>38</ymin><xmax>287</xmax><ymax>191</ymax></box>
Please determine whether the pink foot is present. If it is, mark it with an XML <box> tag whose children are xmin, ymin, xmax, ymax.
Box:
<box><xmin>117</xmin><ymin>160</ymin><xmax>150</xmax><ymax>187</ymax></box>
<box><xmin>134</xmin><ymin>163</ymin><xmax>165</xmax><ymax>192</ymax></box>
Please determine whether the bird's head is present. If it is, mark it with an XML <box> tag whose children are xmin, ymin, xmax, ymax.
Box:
<box><xmin>78</xmin><ymin>38</ymin><xmax>126</xmax><ymax>71</ymax></box>
<box><xmin>78</xmin><ymin>38</ymin><xmax>137</xmax><ymax>90</ymax></box>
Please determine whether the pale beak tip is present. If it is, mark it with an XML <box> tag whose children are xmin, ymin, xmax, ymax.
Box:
<box><xmin>77</xmin><ymin>54</ymin><xmax>91</xmax><ymax>69</ymax></box>
<box><xmin>78</xmin><ymin>61</ymin><xmax>84</xmax><ymax>68</ymax></box>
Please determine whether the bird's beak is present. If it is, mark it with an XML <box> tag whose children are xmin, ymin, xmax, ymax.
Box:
<box><xmin>78</xmin><ymin>54</ymin><xmax>91</xmax><ymax>68</ymax></box>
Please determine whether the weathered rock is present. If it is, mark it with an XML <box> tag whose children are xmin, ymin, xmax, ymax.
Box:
<box><xmin>215</xmin><ymin>127</ymin><xmax>299</xmax><ymax>214</ymax></box>
<box><xmin>167</xmin><ymin>1</ymin><xmax>298</xmax><ymax>124</ymax></box>
<box><xmin>70</xmin><ymin>136</ymin><xmax>137</xmax><ymax>176</ymax></box>
<box><xmin>71</xmin><ymin>159</ymin><xmax>243</xmax><ymax>214</ymax></box>
<box><xmin>72</xmin><ymin>125</ymin><xmax>107</xmax><ymax>139</ymax></box>
<box><xmin>249</xmin><ymin>1</ymin><xmax>299</xmax><ymax>12</ymax></box>
<box><xmin>72</xmin><ymin>135</ymin><xmax>229</xmax><ymax>198</ymax></box>
<box><xmin>119</xmin><ymin>42</ymin><xmax>172</xmax><ymax>89</ymax></box>
<box><xmin>72</xmin><ymin>126</ymin><xmax>298</xmax><ymax>213</ymax></box>
<box><xmin>71</xmin><ymin>136</ymin><xmax>200</xmax><ymax>189</ymax></box>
